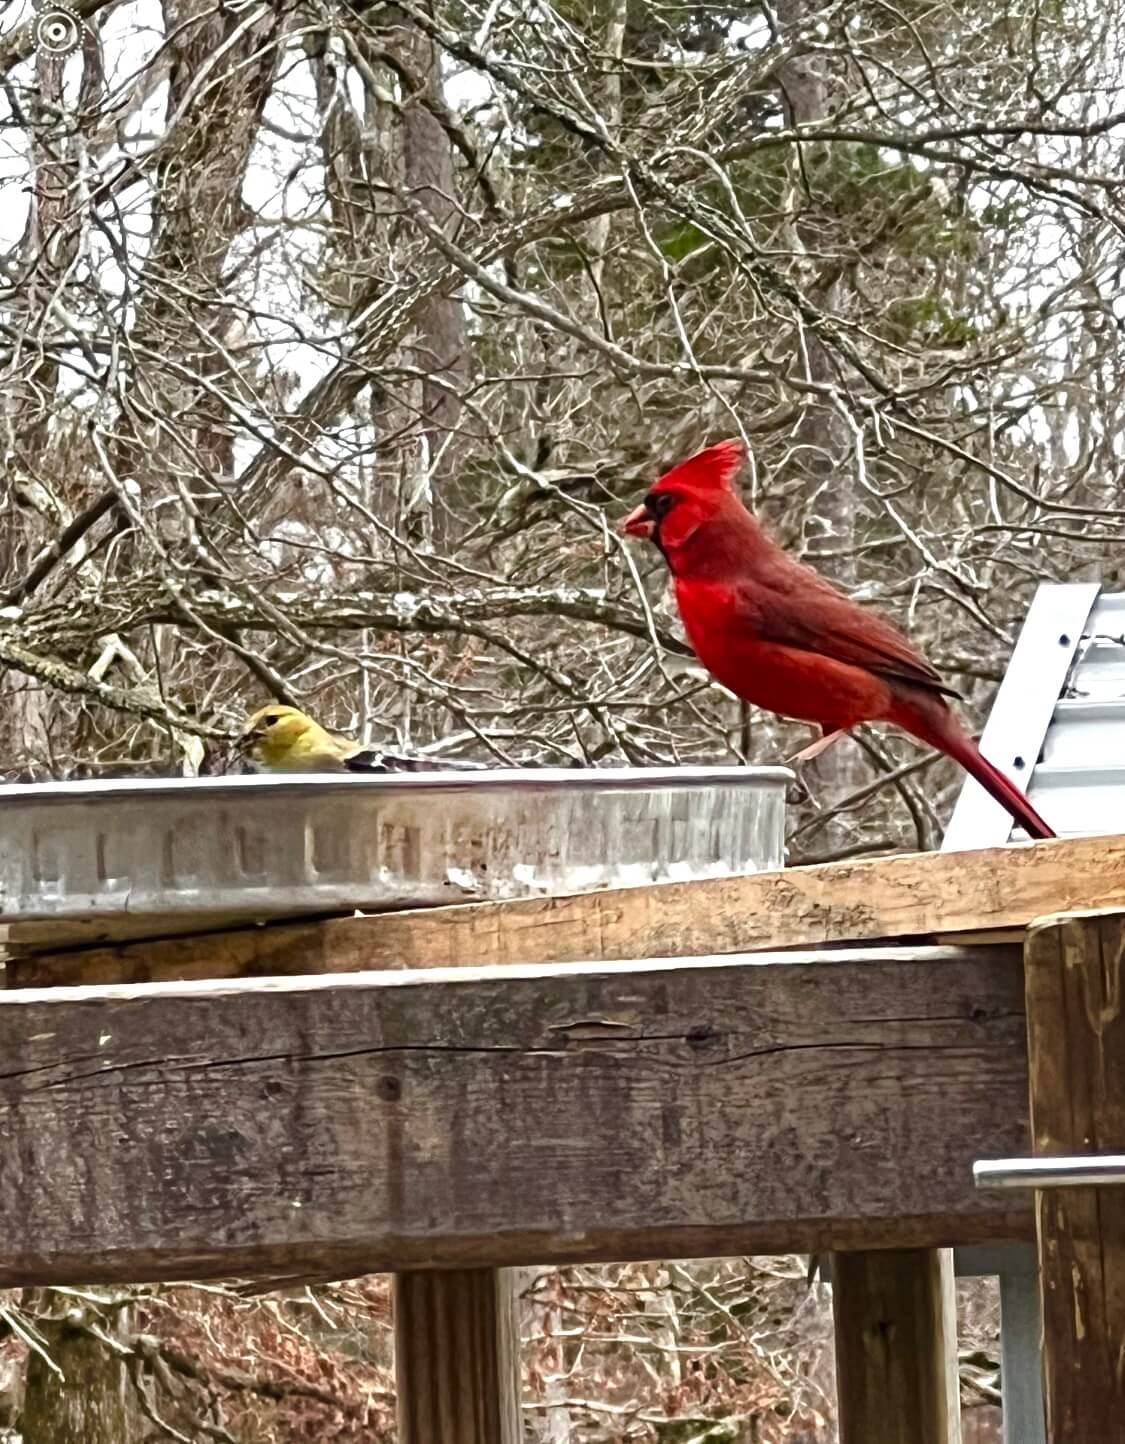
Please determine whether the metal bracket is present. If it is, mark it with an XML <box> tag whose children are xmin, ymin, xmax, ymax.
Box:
<box><xmin>942</xmin><ymin>581</ymin><xmax>1099</xmax><ymax>849</ymax></box>
<box><xmin>974</xmin><ymin>1156</ymin><xmax>1125</xmax><ymax>1189</ymax></box>
<box><xmin>952</xmin><ymin>583</ymin><xmax>1101</xmax><ymax>1444</ymax></box>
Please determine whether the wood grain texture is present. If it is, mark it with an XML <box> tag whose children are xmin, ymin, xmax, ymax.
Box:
<box><xmin>1025</xmin><ymin>910</ymin><xmax>1125</xmax><ymax>1442</ymax></box>
<box><xmin>0</xmin><ymin>946</ymin><xmax>1032</xmax><ymax>1285</ymax></box>
<box><xmin>394</xmin><ymin>1269</ymin><xmax>522</xmax><ymax>1444</ymax></box>
<box><xmin>833</xmin><ymin>1249</ymin><xmax>961</xmax><ymax>1444</ymax></box>
<box><xmin>11</xmin><ymin>832</ymin><xmax>1124</xmax><ymax>987</ymax></box>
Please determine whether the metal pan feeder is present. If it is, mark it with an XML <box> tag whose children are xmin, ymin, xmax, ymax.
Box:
<box><xmin>0</xmin><ymin>767</ymin><xmax>791</xmax><ymax>938</ymax></box>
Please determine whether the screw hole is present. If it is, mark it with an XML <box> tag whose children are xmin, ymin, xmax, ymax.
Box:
<box><xmin>1059</xmin><ymin>634</ymin><xmax>1071</xmax><ymax>646</ymax></box>
<box><xmin>1013</xmin><ymin>756</ymin><xmax>1026</xmax><ymax>770</ymax></box>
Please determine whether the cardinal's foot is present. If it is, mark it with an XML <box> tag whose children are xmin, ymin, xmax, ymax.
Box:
<box><xmin>786</xmin><ymin>728</ymin><xmax>848</xmax><ymax>765</ymax></box>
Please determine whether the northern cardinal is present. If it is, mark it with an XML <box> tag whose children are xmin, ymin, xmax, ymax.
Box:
<box><xmin>621</xmin><ymin>439</ymin><xmax>1054</xmax><ymax>840</ymax></box>
<box><xmin>238</xmin><ymin>705</ymin><xmax>485</xmax><ymax>774</ymax></box>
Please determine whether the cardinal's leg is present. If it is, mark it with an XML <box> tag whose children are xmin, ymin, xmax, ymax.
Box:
<box><xmin>786</xmin><ymin>727</ymin><xmax>848</xmax><ymax>764</ymax></box>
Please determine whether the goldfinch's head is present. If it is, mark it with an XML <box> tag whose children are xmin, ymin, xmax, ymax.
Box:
<box><xmin>238</xmin><ymin>704</ymin><xmax>318</xmax><ymax>770</ymax></box>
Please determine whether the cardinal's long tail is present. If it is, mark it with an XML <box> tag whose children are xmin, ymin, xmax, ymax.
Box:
<box><xmin>899</xmin><ymin>704</ymin><xmax>1055</xmax><ymax>841</ymax></box>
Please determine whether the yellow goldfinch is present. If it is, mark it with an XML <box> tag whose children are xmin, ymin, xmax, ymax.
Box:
<box><xmin>238</xmin><ymin>704</ymin><xmax>483</xmax><ymax>774</ymax></box>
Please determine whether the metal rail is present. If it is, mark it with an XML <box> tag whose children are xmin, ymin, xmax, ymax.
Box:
<box><xmin>974</xmin><ymin>1155</ymin><xmax>1125</xmax><ymax>1190</ymax></box>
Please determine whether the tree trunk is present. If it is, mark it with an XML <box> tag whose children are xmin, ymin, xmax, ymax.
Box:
<box><xmin>775</xmin><ymin>0</ymin><xmax>866</xmax><ymax>853</ymax></box>
<box><xmin>394</xmin><ymin>6</ymin><xmax>469</xmax><ymax>545</ymax></box>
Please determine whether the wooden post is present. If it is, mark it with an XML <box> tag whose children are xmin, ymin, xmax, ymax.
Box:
<box><xmin>829</xmin><ymin>782</ymin><xmax>981</xmax><ymax>1444</ymax></box>
<box><xmin>1025</xmin><ymin>909</ymin><xmax>1125</xmax><ymax>1441</ymax></box>
<box><xmin>832</xmin><ymin>1248</ymin><xmax>960</xmax><ymax>1444</ymax></box>
<box><xmin>394</xmin><ymin>1268</ymin><xmax>522</xmax><ymax>1444</ymax></box>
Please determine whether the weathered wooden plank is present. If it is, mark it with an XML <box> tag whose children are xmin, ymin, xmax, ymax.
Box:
<box><xmin>833</xmin><ymin>1249</ymin><xmax>960</xmax><ymax>1444</ymax></box>
<box><xmin>11</xmin><ymin>832</ymin><xmax>1124</xmax><ymax>987</ymax></box>
<box><xmin>0</xmin><ymin>946</ymin><xmax>1032</xmax><ymax>1286</ymax></box>
<box><xmin>394</xmin><ymin>1269</ymin><xmax>522</xmax><ymax>1444</ymax></box>
<box><xmin>1024</xmin><ymin>910</ymin><xmax>1125</xmax><ymax>1442</ymax></box>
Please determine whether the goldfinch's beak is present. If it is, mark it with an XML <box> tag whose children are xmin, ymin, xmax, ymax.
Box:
<box><xmin>621</xmin><ymin>503</ymin><xmax>655</xmax><ymax>539</ymax></box>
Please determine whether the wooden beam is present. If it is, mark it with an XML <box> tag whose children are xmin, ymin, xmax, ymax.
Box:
<box><xmin>394</xmin><ymin>1269</ymin><xmax>522</xmax><ymax>1444</ymax></box>
<box><xmin>0</xmin><ymin>945</ymin><xmax>1031</xmax><ymax>1286</ymax></box>
<box><xmin>11</xmin><ymin>832</ymin><xmax>1125</xmax><ymax>987</ymax></box>
<box><xmin>1024</xmin><ymin>910</ymin><xmax>1125</xmax><ymax>1442</ymax></box>
<box><xmin>833</xmin><ymin>1249</ymin><xmax>960</xmax><ymax>1444</ymax></box>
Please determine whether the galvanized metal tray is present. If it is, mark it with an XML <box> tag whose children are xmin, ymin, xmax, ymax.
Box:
<box><xmin>0</xmin><ymin>767</ymin><xmax>790</xmax><ymax>944</ymax></box>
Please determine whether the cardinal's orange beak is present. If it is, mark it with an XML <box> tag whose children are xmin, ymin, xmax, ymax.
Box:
<box><xmin>620</xmin><ymin>503</ymin><xmax>655</xmax><ymax>540</ymax></box>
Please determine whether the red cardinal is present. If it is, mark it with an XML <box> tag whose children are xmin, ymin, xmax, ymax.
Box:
<box><xmin>621</xmin><ymin>438</ymin><xmax>1054</xmax><ymax>841</ymax></box>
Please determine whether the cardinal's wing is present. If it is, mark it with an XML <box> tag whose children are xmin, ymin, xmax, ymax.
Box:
<box><xmin>731</xmin><ymin>566</ymin><xmax>961</xmax><ymax>700</ymax></box>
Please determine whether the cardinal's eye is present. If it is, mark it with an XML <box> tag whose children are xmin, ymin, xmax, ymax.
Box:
<box><xmin>645</xmin><ymin>491</ymin><xmax>675</xmax><ymax>519</ymax></box>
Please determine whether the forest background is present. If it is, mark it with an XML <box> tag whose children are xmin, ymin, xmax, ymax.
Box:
<box><xmin>1</xmin><ymin>0</ymin><xmax>1122</xmax><ymax>1436</ymax></box>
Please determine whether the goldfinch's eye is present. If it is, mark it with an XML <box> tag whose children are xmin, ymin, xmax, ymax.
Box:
<box><xmin>263</xmin><ymin>714</ymin><xmax>280</xmax><ymax>727</ymax></box>
<box><xmin>645</xmin><ymin>490</ymin><xmax>675</xmax><ymax>519</ymax></box>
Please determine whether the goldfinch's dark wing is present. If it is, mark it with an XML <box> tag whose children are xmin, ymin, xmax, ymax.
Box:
<box><xmin>343</xmin><ymin>750</ymin><xmax>487</xmax><ymax>773</ymax></box>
